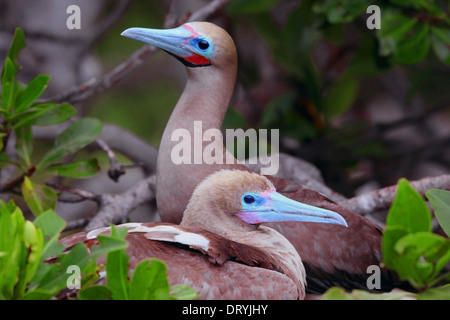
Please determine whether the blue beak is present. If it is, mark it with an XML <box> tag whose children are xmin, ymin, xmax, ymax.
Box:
<box><xmin>121</xmin><ymin>26</ymin><xmax>193</xmax><ymax>58</ymax></box>
<box><xmin>237</xmin><ymin>192</ymin><xmax>348</xmax><ymax>227</ymax></box>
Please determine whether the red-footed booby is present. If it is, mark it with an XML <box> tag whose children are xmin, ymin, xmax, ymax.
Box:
<box><xmin>120</xmin><ymin>22</ymin><xmax>395</xmax><ymax>292</ymax></box>
<box><xmin>61</xmin><ymin>170</ymin><xmax>347</xmax><ymax>299</ymax></box>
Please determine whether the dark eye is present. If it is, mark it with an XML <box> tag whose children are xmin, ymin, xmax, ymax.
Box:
<box><xmin>243</xmin><ymin>195</ymin><xmax>255</xmax><ymax>204</ymax></box>
<box><xmin>198</xmin><ymin>39</ymin><xmax>210</xmax><ymax>50</ymax></box>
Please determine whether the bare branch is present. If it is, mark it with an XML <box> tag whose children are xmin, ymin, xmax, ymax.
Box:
<box><xmin>339</xmin><ymin>174</ymin><xmax>450</xmax><ymax>215</ymax></box>
<box><xmin>47</xmin><ymin>182</ymin><xmax>98</xmax><ymax>202</ymax></box>
<box><xmin>96</xmin><ymin>138</ymin><xmax>126</xmax><ymax>182</ymax></box>
<box><xmin>85</xmin><ymin>175</ymin><xmax>156</xmax><ymax>231</ymax></box>
<box><xmin>45</xmin><ymin>0</ymin><xmax>230</xmax><ymax>105</ymax></box>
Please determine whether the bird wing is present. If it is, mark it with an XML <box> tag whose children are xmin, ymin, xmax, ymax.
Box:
<box><xmin>60</xmin><ymin>222</ymin><xmax>299</xmax><ymax>299</ymax></box>
<box><xmin>266</xmin><ymin>175</ymin><xmax>398</xmax><ymax>293</ymax></box>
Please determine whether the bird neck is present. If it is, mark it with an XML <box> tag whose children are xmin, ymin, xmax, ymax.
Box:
<box><xmin>157</xmin><ymin>65</ymin><xmax>242</xmax><ymax>223</ymax></box>
<box><xmin>237</xmin><ymin>226</ymin><xmax>307</xmax><ymax>300</ymax></box>
<box><xmin>181</xmin><ymin>198</ymin><xmax>306</xmax><ymax>299</ymax></box>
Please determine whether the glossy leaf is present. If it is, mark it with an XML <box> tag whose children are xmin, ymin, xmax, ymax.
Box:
<box><xmin>104</xmin><ymin>226</ymin><xmax>130</xmax><ymax>300</ymax></box>
<box><xmin>378</xmin><ymin>12</ymin><xmax>417</xmax><ymax>56</ymax></box>
<box><xmin>33</xmin><ymin>210</ymin><xmax>66</xmax><ymax>259</ymax></box>
<box><xmin>426</xmin><ymin>189</ymin><xmax>450</xmax><ymax>237</ymax></box>
<box><xmin>431</xmin><ymin>27</ymin><xmax>450</xmax><ymax>65</ymax></box>
<box><xmin>12</xmin><ymin>103</ymin><xmax>77</xmax><ymax>129</ymax></box>
<box><xmin>394</xmin><ymin>23</ymin><xmax>431</xmax><ymax>64</ymax></box>
<box><xmin>418</xmin><ymin>284</ymin><xmax>450</xmax><ymax>300</ymax></box>
<box><xmin>37</xmin><ymin>118</ymin><xmax>102</xmax><ymax>168</ymax></box>
<box><xmin>6</xmin><ymin>27</ymin><xmax>25</xmax><ymax>70</ymax></box>
<box><xmin>385</xmin><ymin>178</ymin><xmax>431</xmax><ymax>233</ymax></box>
<box><xmin>321</xmin><ymin>286</ymin><xmax>415</xmax><ymax>300</ymax></box>
<box><xmin>170</xmin><ymin>284</ymin><xmax>201</xmax><ymax>300</ymax></box>
<box><xmin>21</xmin><ymin>177</ymin><xmax>57</xmax><ymax>217</ymax></box>
<box><xmin>79</xmin><ymin>285</ymin><xmax>113</xmax><ymax>300</ymax></box>
<box><xmin>31</xmin><ymin>103</ymin><xmax>77</xmax><ymax>126</ymax></box>
<box><xmin>41</xmin><ymin>159</ymin><xmax>100</xmax><ymax>178</ymax></box>
<box><xmin>323</xmin><ymin>74</ymin><xmax>359</xmax><ymax>118</ymax></box>
<box><xmin>382</xmin><ymin>179</ymin><xmax>431</xmax><ymax>282</ymax></box>
<box><xmin>15</xmin><ymin>125</ymin><xmax>33</xmax><ymax>166</ymax></box>
<box><xmin>393</xmin><ymin>232</ymin><xmax>450</xmax><ymax>287</ymax></box>
<box><xmin>129</xmin><ymin>258</ymin><xmax>170</xmax><ymax>300</ymax></box>
<box><xmin>0</xmin><ymin>203</ymin><xmax>25</xmax><ymax>299</ymax></box>
<box><xmin>1</xmin><ymin>57</ymin><xmax>16</xmax><ymax>111</ymax></box>
<box><xmin>15</xmin><ymin>75</ymin><xmax>50</xmax><ymax>114</ymax></box>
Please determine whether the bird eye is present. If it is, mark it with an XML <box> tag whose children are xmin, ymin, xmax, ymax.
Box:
<box><xmin>198</xmin><ymin>39</ymin><xmax>210</xmax><ymax>50</ymax></box>
<box><xmin>243</xmin><ymin>194</ymin><xmax>255</xmax><ymax>204</ymax></box>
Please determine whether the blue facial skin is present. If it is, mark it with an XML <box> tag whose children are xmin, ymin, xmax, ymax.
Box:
<box><xmin>238</xmin><ymin>191</ymin><xmax>348</xmax><ymax>227</ymax></box>
<box><xmin>189</xmin><ymin>37</ymin><xmax>214</xmax><ymax>59</ymax></box>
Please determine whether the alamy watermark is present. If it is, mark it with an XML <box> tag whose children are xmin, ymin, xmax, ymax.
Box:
<box><xmin>170</xmin><ymin>121</ymin><xmax>280</xmax><ymax>175</ymax></box>
<box><xmin>66</xmin><ymin>265</ymin><xmax>81</xmax><ymax>290</ymax></box>
<box><xmin>66</xmin><ymin>5</ymin><xmax>81</xmax><ymax>30</ymax></box>
<box><xmin>65</xmin><ymin>4</ymin><xmax>381</xmax><ymax>31</ymax></box>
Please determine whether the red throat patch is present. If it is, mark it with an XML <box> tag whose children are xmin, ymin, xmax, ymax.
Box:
<box><xmin>184</xmin><ymin>54</ymin><xmax>211</xmax><ymax>66</ymax></box>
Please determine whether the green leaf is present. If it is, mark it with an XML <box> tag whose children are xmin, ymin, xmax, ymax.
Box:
<box><xmin>79</xmin><ymin>285</ymin><xmax>113</xmax><ymax>300</ymax></box>
<box><xmin>385</xmin><ymin>178</ymin><xmax>431</xmax><ymax>233</ymax></box>
<box><xmin>1</xmin><ymin>57</ymin><xmax>16</xmax><ymax>111</ymax></box>
<box><xmin>170</xmin><ymin>284</ymin><xmax>201</xmax><ymax>300</ymax></box>
<box><xmin>7</xmin><ymin>27</ymin><xmax>26</xmax><ymax>70</ymax></box>
<box><xmin>21</xmin><ymin>177</ymin><xmax>58</xmax><ymax>217</ymax></box>
<box><xmin>15</xmin><ymin>75</ymin><xmax>50</xmax><ymax>113</ymax></box>
<box><xmin>37</xmin><ymin>118</ymin><xmax>102</xmax><ymax>168</ymax></box>
<box><xmin>106</xmin><ymin>245</ymin><xmax>130</xmax><ymax>300</ymax></box>
<box><xmin>393</xmin><ymin>232</ymin><xmax>450</xmax><ymax>287</ymax></box>
<box><xmin>394</xmin><ymin>23</ymin><xmax>431</xmax><ymax>64</ymax></box>
<box><xmin>23</xmin><ymin>289</ymin><xmax>54</xmax><ymax>300</ymax></box>
<box><xmin>382</xmin><ymin>178</ymin><xmax>432</xmax><ymax>280</ymax></box>
<box><xmin>323</xmin><ymin>74</ymin><xmax>359</xmax><ymax>118</ymax></box>
<box><xmin>312</xmin><ymin>0</ymin><xmax>367</xmax><ymax>23</ymax></box>
<box><xmin>378</xmin><ymin>12</ymin><xmax>417</xmax><ymax>56</ymax></box>
<box><xmin>41</xmin><ymin>159</ymin><xmax>100</xmax><ymax>178</ymax></box>
<box><xmin>33</xmin><ymin>210</ymin><xmax>67</xmax><ymax>259</ymax></box>
<box><xmin>31</xmin><ymin>103</ymin><xmax>77</xmax><ymax>126</ymax></box>
<box><xmin>12</xmin><ymin>103</ymin><xmax>76</xmax><ymax>129</ymax></box>
<box><xmin>431</xmin><ymin>27</ymin><xmax>450</xmax><ymax>65</ymax></box>
<box><xmin>426</xmin><ymin>189</ymin><xmax>450</xmax><ymax>237</ymax></box>
<box><xmin>0</xmin><ymin>203</ymin><xmax>25</xmax><ymax>299</ymax></box>
<box><xmin>321</xmin><ymin>286</ymin><xmax>415</xmax><ymax>300</ymax></box>
<box><xmin>15</xmin><ymin>125</ymin><xmax>33</xmax><ymax>166</ymax></box>
<box><xmin>15</xmin><ymin>221</ymin><xmax>44</xmax><ymax>297</ymax></box>
<box><xmin>129</xmin><ymin>258</ymin><xmax>170</xmax><ymax>300</ymax></box>
<box><xmin>418</xmin><ymin>284</ymin><xmax>450</xmax><ymax>300</ymax></box>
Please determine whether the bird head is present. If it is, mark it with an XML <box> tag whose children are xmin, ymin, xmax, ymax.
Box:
<box><xmin>121</xmin><ymin>21</ymin><xmax>237</xmax><ymax>69</ymax></box>
<box><xmin>182</xmin><ymin>170</ymin><xmax>348</xmax><ymax>232</ymax></box>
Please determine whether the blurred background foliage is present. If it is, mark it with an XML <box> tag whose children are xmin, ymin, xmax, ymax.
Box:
<box><xmin>85</xmin><ymin>0</ymin><xmax>449</xmax><ymax>197</ymax></box>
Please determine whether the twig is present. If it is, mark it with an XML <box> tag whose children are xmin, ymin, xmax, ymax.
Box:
<box><xmin>339</xmin><ymin>174</ymin><xmax>450</xmax><ymax>215</ymax></box>
<box><xmin>47</xmin><ymin>175</ymin><xmax>157</xmax><ymax>231</ymax></box>
<box><xmin>0</xmin><ymin>166</ymin><xmax>36</xmax><ymax>193</ymax></box>
<box><xmin>46</xmin><ymin>182</ymin><xmax>98</xmax><ymax>202</ymax></box>
<box><xmin>96</xmin><ymin>138</ymin><xmax>126</xmax><ymax>182</ymax></box>
<box><xmin>85</xmin><ymin>175</ymin><xmax>156</xmax><ymax>231</ymax></box>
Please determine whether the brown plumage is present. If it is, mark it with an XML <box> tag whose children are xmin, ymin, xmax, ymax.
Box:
<box><xmin>120</xmin><ymin>21</ymin><xmax>397</xmax><ymax>293</ymax></box>
<box><xmin>61</xmin><ymin>170</ymin><xmax>320</xmax><ymax>299</ymax></box>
